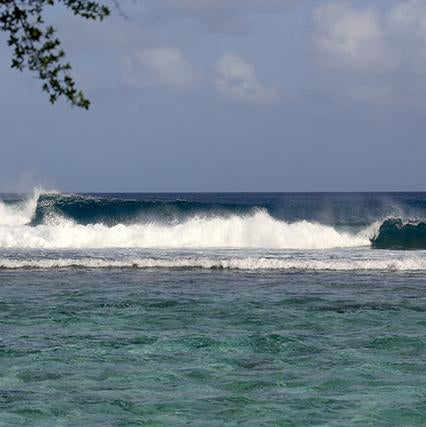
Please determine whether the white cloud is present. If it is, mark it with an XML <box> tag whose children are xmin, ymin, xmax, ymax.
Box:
<box><xmin>388</xmin><ymin>0</ymin><xmax>426</xmax><ymax>36</ymax></box>
<box><xmin>387</xmin><ymin>0</ymin><xmax>426</xmax><ymax>68</ymax></box>
<box><xmin>312</xmin><ymin>0</ymin><xmax>426</xmax><ymax>74</ymax></box>
<box><xmin>312</xmin><ymin>1</ymin><xmax>397</xmax><ymax>72</ymax></box>
<box><xmin>310</xmin><ymin>0</ymin><xmax>426</xmax><ymax>106</ymax></box>
<box><xmin>121</xmin><ymin>47</ymin><xmax>200</xmax><ymax>90</ymax></box>
<box><xmin>214</xmin><ymin>53</ymin><xmax>278</xmax><ymax>104</ymax></box>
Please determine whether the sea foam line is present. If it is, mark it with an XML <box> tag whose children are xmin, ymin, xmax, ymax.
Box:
<box><xmin>1</xmin><ymin>256</ymin><xmax>425</xmax><ymax>271</ymax></box>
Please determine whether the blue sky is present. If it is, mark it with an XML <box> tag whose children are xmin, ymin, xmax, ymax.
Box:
<box><xmin>1</xmin><ymin>0</ymin><xmax>425</xmax><ymax>192</ymax></box>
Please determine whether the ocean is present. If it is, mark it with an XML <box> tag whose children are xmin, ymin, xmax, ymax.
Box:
<box><xmin>0</xmin><ymin>192</ymin><xmax>425</xmax><ymax>425</ymax></box>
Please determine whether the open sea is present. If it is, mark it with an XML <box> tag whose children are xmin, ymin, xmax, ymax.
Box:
<box><xmin>0</xmin><ymin>192</ymin><xmax>425</xmax><ymax>425</ymax></box>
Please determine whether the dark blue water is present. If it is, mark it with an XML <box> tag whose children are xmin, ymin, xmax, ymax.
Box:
<box><xmin>0</xmin><ymin>192</ymin><xmax>425</xmax><ymax>425</ymax></box>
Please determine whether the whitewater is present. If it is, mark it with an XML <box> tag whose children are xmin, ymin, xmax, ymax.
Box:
<box><xmin>0</xmin><ymin>190</ymin><xmax>425</xmax><ymax>270</ymax></box>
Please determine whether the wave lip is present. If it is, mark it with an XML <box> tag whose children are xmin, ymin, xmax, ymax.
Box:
<box><xmin>371</xmin><ymin>218</ymin><xmax>426</xmax><ymax>250</ymax></box>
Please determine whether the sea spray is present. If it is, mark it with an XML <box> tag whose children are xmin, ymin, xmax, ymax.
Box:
<box><xmin>0</xmin><ymin>189</ymin><xmax>41</xmax><ymax>226</ymax></box>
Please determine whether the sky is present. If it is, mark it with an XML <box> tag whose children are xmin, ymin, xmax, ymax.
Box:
<box><xmin>1</xmin><ymin>0</ymin><xmax>426</xmax><ymax>192</ymax></box>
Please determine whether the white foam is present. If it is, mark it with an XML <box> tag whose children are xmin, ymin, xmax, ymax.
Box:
<box><xmin>0</xmin><ymin>210</ymin><xmax>374</xmax><ymax>249</ymax></box>
<box><xmin>0</xmin><ymin>256</ymin><xmax>425</xmax><ymax>271</ymax></box>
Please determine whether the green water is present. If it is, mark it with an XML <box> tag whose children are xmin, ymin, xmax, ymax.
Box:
<box><xmin>1</xmin><ymin>270</ymin><xmax>425</xmax><ymax>426</ymax></box>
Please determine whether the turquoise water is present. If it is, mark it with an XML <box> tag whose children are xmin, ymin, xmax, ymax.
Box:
<box><xmin>1</xmin><ymin>192</ymin><xmax>426</xmax><ymax>425</ymax></box>
<box><xmin>1</xmin><ymin>269</ymin><xmax>425</xmax><ymax>426</ymax></box>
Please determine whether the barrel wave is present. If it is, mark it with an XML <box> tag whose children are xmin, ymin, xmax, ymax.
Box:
<box><xmin>371</xmin><ymin>218</ymin><xmax>426</xmax><ymax>250</ymax></box>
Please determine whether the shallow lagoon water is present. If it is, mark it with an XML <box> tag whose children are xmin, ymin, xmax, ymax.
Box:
<box><xmin>1</xmin><ymin>192</ymin><xmax>426</xmax><ymax>425</ymax></box>
<box><xmin>1</xmin><ymin>269</ymin><xmax>425</xmax><ymax>426</ymax></box>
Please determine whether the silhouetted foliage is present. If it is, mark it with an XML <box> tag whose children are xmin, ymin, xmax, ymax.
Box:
<box><xmin>0</xmin><ymin>0</ymin><xmax>109</xmax><ymax>108</ymax></box>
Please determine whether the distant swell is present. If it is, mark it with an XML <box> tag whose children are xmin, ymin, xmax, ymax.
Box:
<box><xmin>371</xmin><ymin>218</ymin><xmax>426</xmax><ymax>250</ymax></box>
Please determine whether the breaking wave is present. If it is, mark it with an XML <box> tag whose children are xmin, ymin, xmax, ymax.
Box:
<box><xmin>2</xmin><ymin>190</ymin><xmax>426</xmax><ymax>251</ymax></box>
<box><xmin>0</xmin><ymin>191</ymin><xmax>375</xmax><ymax>249</ymax></box>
